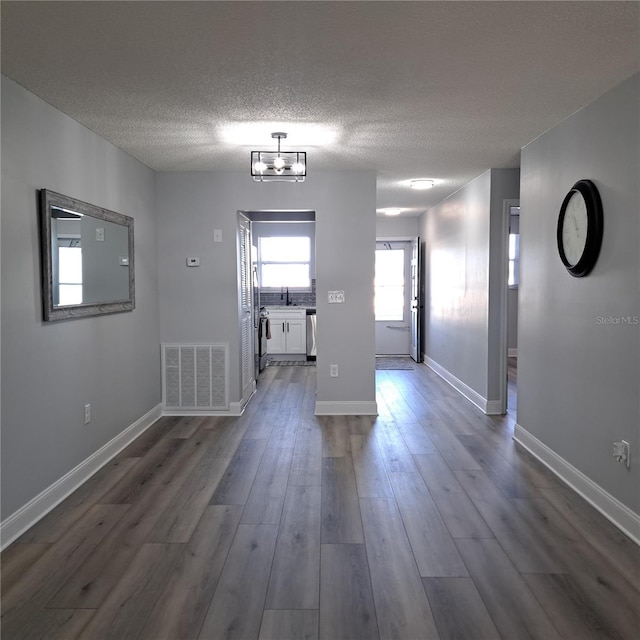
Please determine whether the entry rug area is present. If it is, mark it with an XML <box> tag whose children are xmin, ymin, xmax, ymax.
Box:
<box><xmin>268</xmin><ymin>360</ymin><xmax>316</xmax><ymax>366</ymax></box>
<box><xmin>375</xmin><ymin>357</ymin><xmax>415</xmax><ymax>370</ymax></box>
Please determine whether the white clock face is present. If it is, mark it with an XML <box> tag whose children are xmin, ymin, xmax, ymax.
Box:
<box><xmin>561</xmin><ymin>192</ymin><xmax>588</xmax><ymax>266</ymax></box>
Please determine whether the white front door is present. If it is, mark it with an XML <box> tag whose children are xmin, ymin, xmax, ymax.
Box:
<box><xmin>375</xmin><ymin>240</ymin><xmax>412</xmax><ymax>355</ymax></box>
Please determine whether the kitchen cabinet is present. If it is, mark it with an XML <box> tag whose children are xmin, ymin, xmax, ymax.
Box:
<box><xmin>267</xmin><ymin>309</ymin><xmax>307</xmax><ymax>354</ymax></box>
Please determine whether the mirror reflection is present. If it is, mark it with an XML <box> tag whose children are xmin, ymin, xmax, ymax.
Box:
<box><xmin>40</xmin><ymin>190</ymin><xmax>134</xmax><ymax>321</ymax></box>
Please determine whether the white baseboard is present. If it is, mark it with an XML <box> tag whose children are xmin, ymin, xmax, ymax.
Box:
<box><xmin>485</xmin><ymin>400</ymin><xmax>504</xmax><ymax>416</ymax></box>
<box><xmin>315</xmin><ymin>401</ymin><xmax>378</xmax><ymax>416</ymax></box>
<box><xmin>508</xmin><ymin>348</ymin><xmax>518</xmax><ymax>358</ymax></box>
<box><xmin>514</xmin><ymin>424</ymin><xmax>640</xmax><ymax>546</ymax></box>
<box><xmin>229</xmin><ymin>400</ymin><xmax>247</xmax><ymax>416</ymax></box>
<box><xmin>0</xmin><ymin>403</ymin><xmax>162</xmax><ymax>551</ymax></box>
<box><xmin>424</xmin><ymin>355</ymin><xmax>500</xmax><ymax>415</ymax></box>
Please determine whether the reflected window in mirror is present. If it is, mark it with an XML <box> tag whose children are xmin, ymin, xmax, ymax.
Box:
<box><xmin>58</xmin><ymin>244</ymin><xmax>83</xmax><ymax>305</ymax></box>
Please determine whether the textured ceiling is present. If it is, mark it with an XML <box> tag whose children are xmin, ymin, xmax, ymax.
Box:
<box><xmin>2</xmin><ymin>1</ymin><xmax>639</xmax><ymax>215</ymax></box>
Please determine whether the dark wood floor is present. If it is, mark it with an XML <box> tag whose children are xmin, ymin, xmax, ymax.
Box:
<box><xmin>2</xmin><ymin>362</ymin><xmax>639</xmax><ymax>639</ymax></box>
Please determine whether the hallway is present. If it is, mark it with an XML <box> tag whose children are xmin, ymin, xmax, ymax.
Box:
<box><xmin>1</xmin><ymin>363</ymin><xmax>638</xmax><ymax>639</ymax></box>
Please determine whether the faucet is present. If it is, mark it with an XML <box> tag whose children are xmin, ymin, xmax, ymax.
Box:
<box><xmin>286</xmin><ymin>287</ymin><xmax>291</xmax><ymax>306</ymax></box>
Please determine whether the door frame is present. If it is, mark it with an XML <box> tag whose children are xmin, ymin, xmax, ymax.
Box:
<box><xmin>499</xmin><ymin>199</ymin><xmax>520</xmax><ymax>414</ymax></box>
<box><xmin>375</xmin><ymin>236</ymin><xmax>417</xmax><ymax>357</ymax></box>
<box><xmin>237</xmin><ymin>211</ymin><xmax>256</xmax><ymax>408</ymax></box>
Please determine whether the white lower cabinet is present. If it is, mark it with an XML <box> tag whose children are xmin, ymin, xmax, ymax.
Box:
<box><xmin>267</xmin><ymin>309</ymin><xmax>307</xmax><ymax>355</ymax></box>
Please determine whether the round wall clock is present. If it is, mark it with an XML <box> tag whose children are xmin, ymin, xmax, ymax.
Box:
<box><xmin>556</xmin><ymin>179</ymin><xmax>603</xmax><ymax>277</ymax></box>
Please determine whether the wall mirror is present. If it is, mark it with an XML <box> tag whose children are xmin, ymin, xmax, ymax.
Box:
<box><xmin>39</xmin><ymin>189</ymin><xmax>134</xmax><ymax>321</ymax></box>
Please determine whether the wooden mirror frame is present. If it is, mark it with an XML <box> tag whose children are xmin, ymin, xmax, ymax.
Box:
<box><xmin>39</xmin><ymin>189</ymin><xmax>135</xmax><ymax>321</ymax></box>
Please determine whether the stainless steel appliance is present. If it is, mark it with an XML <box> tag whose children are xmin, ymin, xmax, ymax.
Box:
<box><xmin>306</xmin><ymin>308</ymin><xmax>316</xmax><ymax>359</ymax></box>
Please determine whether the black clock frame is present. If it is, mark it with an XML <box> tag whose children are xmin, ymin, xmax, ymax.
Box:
<box><xmin>556</xmin><ymin>179</ymin><xmax>603</xmax><ymax>278</ymax></box>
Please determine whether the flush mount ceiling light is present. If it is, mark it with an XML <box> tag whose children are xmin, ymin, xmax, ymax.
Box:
<box><xmin>382</xmin><ymin>208</ymin><xmax>403</xmax><ymax>216</ymax></box>
<box><xmin>409</xmin><ymin>179</ymin><xmax>435</xmax><ymax>190</ymax></box>
<box><xmin>251</xmin><ymin>132</ymin><xmax>306</xmax><ymax>183</ymax></box>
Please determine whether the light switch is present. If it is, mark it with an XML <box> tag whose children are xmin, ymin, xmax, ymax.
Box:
<box><xmin>328</xmin><ymin>290</ymin><xmax>345</xmax><ymax>304</ymax></box>
<box><xmin>96</xmin><ymin>227</ymin><xmax>105</xmax><ymax>242</ymax></box>
<box><xmin>214</xmin><ymin>229</ymin><xmax>222</xmax><ymax>243</ymax></box>
<box><xmin>186</xmin><ymin>257</ymin><xmax>200</xmax><ymax>267</ymax></box>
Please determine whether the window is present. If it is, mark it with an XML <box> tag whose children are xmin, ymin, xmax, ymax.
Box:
<box><xmin>508</xmin><ymin>207</ymin><xmax>520</xmax><ymax>287</ymax></box>
<box><xmin>58</xmin><ymin>245</ymin><xmax>83</xmax><ymax>305</ymax></box>
<box><xmin>259</xmin><ymin>236</ymin><xmax>311</xmax><ymax>288</ymax></box>
<box><xmin>508</xmin><ymin>233</ymin><xmax>520</xmax><ymax>286</ymax></box>
<box><xmin>375</xmin><ymin>248</ymin><xmax>405</xmax><ymax>321</ymax></box>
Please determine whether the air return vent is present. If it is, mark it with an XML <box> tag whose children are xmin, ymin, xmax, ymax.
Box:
<box><xmin>162</xmin><ymin>344</ymin><xmax>228</xmax><ymax>412</ymax></box>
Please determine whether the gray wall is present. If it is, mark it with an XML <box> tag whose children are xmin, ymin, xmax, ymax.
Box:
<box><xmin>420</xmin><ymin>169</ymin><xmax>519</xmax><ymax>404</ymax></box>
<box><xmin>1</xmin><ymin>76</ymin><xmax>161</xmax><ymax>519</ymax></box>
<box><xmin>376</xmin><ymin>215</ymin><xmax>420</xmax><ymax>238</ymax></box>
<box><xmin>156</xmin><ymin>171</ymin><xmax>376</xmax><ymax>408</ymax></box>
<box><xmin>519</xmin><ymin>73</ymin><xmax>639</xmax><ymax>513</ymax></box>
<box><xmin>422</xmin><ymin>171</ymin><xmax>491</xmax><ymax>397</ymax></box>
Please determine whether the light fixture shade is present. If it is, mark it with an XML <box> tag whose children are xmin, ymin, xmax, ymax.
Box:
<box><xmin>251</xmin><ymin>132</ymin><xmax>306</xmax><ymax>182</ymax></box>
<box><xmin>251</xmin><ymin>150</ymin><xmax>306</xmax><ymax>182</ymax></box>
<box><xmin>409</xmin><ymin>179</ymin><xmax>434</xmax><ymax>190</ymax></box>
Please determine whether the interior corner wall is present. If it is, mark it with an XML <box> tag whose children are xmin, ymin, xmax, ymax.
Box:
<box><xmin>419</xmin><ymin>168</ymin><xmax>519</xmax><ymax>408</ymax></box>
<box><xmin>420</xmin><ymin>170</ymin><xmax>492</xmax><ymax>402</ymax></box>
<box><xmin>518</xmin><ymin>73</ymin><xmax>639</xmax><ymax>515</ymax></box>
<box><xmin>155</xmin><ymin>171</ymin><xmax>377</xmax><ymax>409</ymax></box>
<box><xmin>1</xmin><ymin>76</ymin><xmax>161</xmax><ymax>520</ymax></box>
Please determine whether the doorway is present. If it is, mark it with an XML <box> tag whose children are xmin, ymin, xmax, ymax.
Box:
<box><xmin>375</xmin><ymin>238</ymin><xmax>420</xmax><ymax>358</ymax></box>
<box><xmin>504</xmin><ymin>201</ymin><xmax>520</xmax><ymax>414</ymax></box>
<box><xmin>237</xmin><ymin>210</ymin><xmax>317</xmax><ymax>406</ymax></box>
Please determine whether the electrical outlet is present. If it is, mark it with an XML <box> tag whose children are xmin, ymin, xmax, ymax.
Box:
<box><xmin>613</xmin><ymin>440</ymin><xmax>630</xmax><ymax>468</ymax></box>
<box><xmin>84</xmin><ymin>404</ymin><xmax>91</xmax><ymax>424</ymax></box>
<box><xmin>330</xmin><ymin>364</ymin><xmax>339</xmax><ymax>377</ymax></box>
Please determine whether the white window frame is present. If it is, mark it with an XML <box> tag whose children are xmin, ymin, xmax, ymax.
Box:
<box><xmin>258</xmin><ymin>235</ymin><xmax>312</xmax><ymax>291</ymax></box>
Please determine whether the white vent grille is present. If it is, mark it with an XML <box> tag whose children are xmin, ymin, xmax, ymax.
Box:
<box><xmin>162</xmin><ymin>344</ymin><xmax>228</xmax><ymax>411</ymax></box>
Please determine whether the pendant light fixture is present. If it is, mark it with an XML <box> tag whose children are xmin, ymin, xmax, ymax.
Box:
<box><xmin>251</xmin><ymin>132</ymin><xmax>306</xmax><ymax>182</ymax></box>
